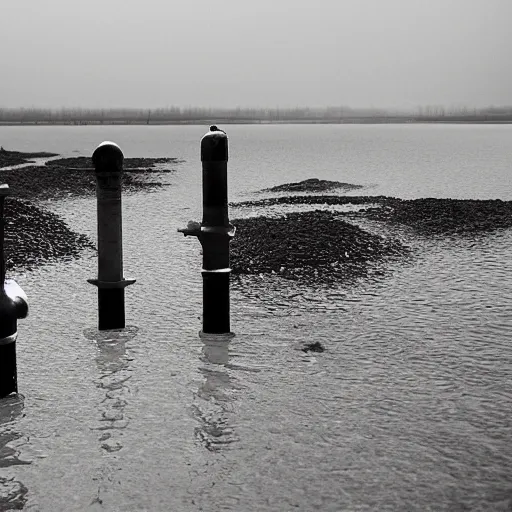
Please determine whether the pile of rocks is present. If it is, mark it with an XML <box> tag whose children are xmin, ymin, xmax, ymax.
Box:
<box><xmin>230</xmin><ymin>210</ymin><xmax>406</xmax><ymax>283</ymax></box>
<box><xmin>3</xmin><ymin>198</ymin><xmax>94</xmax><ymax>270</ymax></box>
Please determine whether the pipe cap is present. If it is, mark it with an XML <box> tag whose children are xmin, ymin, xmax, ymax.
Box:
<box><xmin>201</xmin><ymin>127</ymin><xmax>228</xmax><ymax>162</ymax></box>
<box><xmin>92</xmin><ymin>142</ymin><xmax>124</xmax><ymax>173</ymax></box>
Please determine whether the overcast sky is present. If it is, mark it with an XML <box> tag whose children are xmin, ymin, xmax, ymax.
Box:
<box><xmin>1</xmin><ymin>0</ymin><xmax>510</xmax><ymax>109</ymax></box>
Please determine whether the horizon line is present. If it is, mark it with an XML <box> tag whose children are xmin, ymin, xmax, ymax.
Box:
<box><xmin>1</xmin><ymin>104</ymin><xmax>511</xmax><ymax>112</ymax></box>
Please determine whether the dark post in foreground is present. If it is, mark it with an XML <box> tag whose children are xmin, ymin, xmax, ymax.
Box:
<box><xmin>88</xmin><ymin>142</ymin><xmax>135</xmax><ymax>330</ymax></box>
<box><xmin>0</xmin><ymin>185</ymin><xmax>28</xmax><ymax>398</ymax></box>
<box><xmin>179</xmin><ymin>126</ymin><xmax>235</xmax><ymax>334</ymax></box>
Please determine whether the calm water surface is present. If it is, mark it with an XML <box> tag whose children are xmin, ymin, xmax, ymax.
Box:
<box><xmin>0</xmin><ymin>124</ymin><xmax>511</xmax><ymax>511</ymax></box>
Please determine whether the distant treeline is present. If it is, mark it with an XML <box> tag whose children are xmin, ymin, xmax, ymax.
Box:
<box><xmin>1</xmin><ymin>106</ymin><xmax>512</xmax><ymax>124</ymax></box>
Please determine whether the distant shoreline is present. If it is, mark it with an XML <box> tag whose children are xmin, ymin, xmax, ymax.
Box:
<box><xmin>1</xmin><ymin>118</ymin><xmax>512</xmax><ymax>126</ymax></box>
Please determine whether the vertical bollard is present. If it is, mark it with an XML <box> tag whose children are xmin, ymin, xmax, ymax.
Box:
<box><xmin>0</xmin><ymin>185</ymin><xmax>28</xmax><ymax>398</ymax></box>
<box><xmin>88</xmin><ymin>142</ymin><xmax>135</xmax><ymax>330</ymax></box>
<box><xmin>179</xmin><ymin>126</ymin><xmax>235</xmax><ymax>334</ymax></box>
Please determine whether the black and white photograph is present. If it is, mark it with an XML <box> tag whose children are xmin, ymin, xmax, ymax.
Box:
<box><xmin>0</xmin><ymin>0</ymin><xmax>511</xmax><ymax>510</ymax></box>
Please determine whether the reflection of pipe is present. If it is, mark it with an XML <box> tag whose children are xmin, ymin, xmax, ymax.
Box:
<box><xmin>84</xmin><ymin>326</ymin><xmax>138</xmax><ymax>458</ymax></box>
<box><xmin>198</xmin><ymin>338</ymin><xmax>233</xmax><ymax>402</ymax></box>
<box><xmin>193</xmin><ymin>335</ymin><xmax>239</xmax><ymax>451</ymax></box>
<box><xmin>0</xmin><ymin>394</ymin><xmax>29</xmax><ymax>466</ymax></box>
<box><xmin>0</xmin><ymin>185</ymin><xmax>28</xmax><ymax>399</ymax></box>
<box><xmin>179</xmin><ymin>127</ymin><xmax>235</xmax><ymax>334</ymax></box>
<box><xmin>201</xmin><ymin>335</ymin><xmax>231</xmax><ymax>366</ymax></box>
<box><xmin>88</xmin><ymin>142</ymin><xmax>135</xmax><ymax>330</ymax></box>
<box><xmin>0</xmin><ymin>395</ymin><xmax>30</xmax><ymax>510</ymax></box>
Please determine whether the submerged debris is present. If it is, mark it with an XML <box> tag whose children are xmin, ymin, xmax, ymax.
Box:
<box><xmin>230</xmin><ymin>210</ymin><xmax>406</xmax><ymax>283</ymax></box>
<box><xmin>302</xmin><ymin>341</ymin><xmax>325</xmax><ymax>353</ymax></box>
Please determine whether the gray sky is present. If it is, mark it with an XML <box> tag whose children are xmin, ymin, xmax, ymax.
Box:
<box><xmin>1</xmin><ymin>0</ymin><xmax>511</xmax><ymax>109</ymax></box>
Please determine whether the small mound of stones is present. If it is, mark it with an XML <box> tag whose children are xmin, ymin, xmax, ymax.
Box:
<box><xmin>230</xmin><ymin>210</ymin><xmax>406</xmax><ymax>283</ymax></box>
<box><xmin>0</xmin><ymin>156</ymin><xmax>177</xmax><ymax>200</ymax></box>
<box><xmin>261</xmin><ymin>178</ymin><xmax>363</xmax><ymax>193</ymax></box>
<box><xmin>3</xmin><ymin>198</ymin><xmax>94</xmax><ymax>270</ymax></box>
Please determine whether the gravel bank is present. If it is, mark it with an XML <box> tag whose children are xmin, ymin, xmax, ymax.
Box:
<box><xmin>3</xmin><ymin>198</ymin><xmax>94</xmax><ymax>271</ymax></box>
<box><xmin>230</xmin><ymin>210</ymin><xmax>406</xmax><ymax>284</ymax></box>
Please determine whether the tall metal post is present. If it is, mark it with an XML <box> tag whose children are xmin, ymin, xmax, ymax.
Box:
<box><xmin>179</xmin><ymin>126</ymin><xmax>235</xmax><ymax>334</ymax></box>
<box><xmin>0</xmin><ymin>185</ymin><xmax>28</xmax><ymax>398</ymax></box>
<box><xmin>88</xmin><ymin>142</ymin><xmax>135</xmax><ymax>330</ymax></box>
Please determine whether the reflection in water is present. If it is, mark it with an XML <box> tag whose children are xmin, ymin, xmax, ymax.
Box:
<box><xmin>84</xmin><ymin>326</ymin><xmax>139</xmax><ymax>452</ymax></box>
<box><xmin>83</xmin><ymin>326</ymin><xmax>138</xmax><ymax>507</ymax></box>
<box><xmin>0</xmin><ymin>395</ymin><xmax>30</xmax><ymax>510</ymax></box>
<box><xmin>192</xmin><ymin>334</ymin><xmax>239</xmax><ymax>452</ymax></box>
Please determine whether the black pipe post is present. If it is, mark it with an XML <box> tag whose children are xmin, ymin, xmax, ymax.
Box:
<box><xmin>0</xmin><ymin>184</ymin><xmax>28</xmax><ymax>399</ymax></box>
<box><xmin>88</xmin><ymin>142</ymin><xmax>135</xmax><ymax>330</ymax></box>
<box><xmin>179</xmin><ymin>126</ymin><xmax>235</xmax><ymax>334</ymax></box>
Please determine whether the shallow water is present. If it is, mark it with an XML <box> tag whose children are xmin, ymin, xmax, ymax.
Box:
<box><xmin>0</xmin><ymin>124</ymin><xmax>512</xmax><ymax>511</ymax></box>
